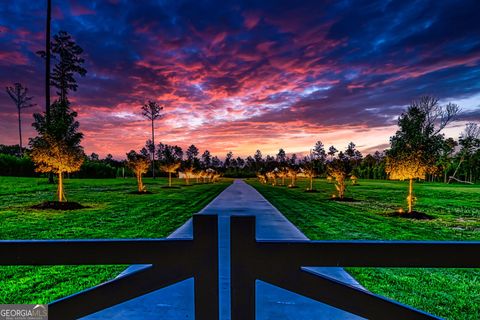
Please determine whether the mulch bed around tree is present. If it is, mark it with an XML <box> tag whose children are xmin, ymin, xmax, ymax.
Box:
<box><xmin>128</xmin><ymin>190</ymin><xmax>153</xmax><ymax>194</ymax></box>
<box><xmin>287</xmin><ymin>185</ymin><xmax>299</xmax><ymax>189</ymax></box>
<box><xmin>304</xmin><ymin>189</ymin><xmax>319</xmax><ymax>193</ymax></box>
<box><xmin>161</xmin><ymin>186</ymin><xmax>181</xmax><ymax>189</ymax></box>
<box><xmin>385</xmin><ymin>211</ymin><xmax>434</xmax><ymax>220</ymax></box>
<box><xmin>31</xmin><ymin>201</ymin><xmax>88</xmax><ymax>210</ymax></box>
<box><xmin>329</xmin><ymin>197</ymin><xmax>357</xmax><ymax>202</ymax></box>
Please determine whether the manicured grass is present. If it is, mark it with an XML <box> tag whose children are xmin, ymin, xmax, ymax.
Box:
<box><xmin>0</xmin><ymin>176</ymin><xmax>231</xmax><ymax>304</ymax></box>
<box><xmin>248</xmin><ymin>178</ymin><xmax>480</xmax><ymax>320</ymax></box>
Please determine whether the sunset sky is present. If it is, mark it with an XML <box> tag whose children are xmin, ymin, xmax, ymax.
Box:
<box><xmin>1</xmin><ymin>0</ymin><xmax>479</xmax><ymax>159</ymax></box>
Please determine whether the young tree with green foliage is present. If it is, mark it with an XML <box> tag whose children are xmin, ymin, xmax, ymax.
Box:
<box><xmin>30</xmin><ymin>100</ymin><xmax>84</xmax><ymax>202</ymax></box>
<box><xmin>37</xmin><ymin>29</ymin><xmax>86</xmax><ymax>183</ymax></box>
<box><xmin>327</xmin><ymin>152</ymin><xmax>353</xmax><ymax>199</ymax></box>
<box><xmin>277</xmin><ymin>167</ymin><xmax>287</xmax><ymax>186</ymax></box>
<box><xmin>386</xmin><ymin>152</ymin><xmax>429</xmax><ymax>212</ymax></box>
<box><xmin>386</xmin><ymin>96</ymin><xmax>459</xmax><ymax>213</ymax></box>
<box><xmin>126</xmin><ymin>150</ymin><xmax>150</xmax><ymax>192</ymax></box>
<box><xmin>6</xmin><ymin>83</ymin><xmax>36</xmax><ymax>156</ymax></box>
<box><xmin>182</xmin><ymin>166</ymin><xmax>195</xmax><ymax>185</ymax></box>
<box><xmin>287</xmin><ymin>166</ymin><xmax>299</xmax><ymax>187</ymax></box>
<box><xmin>302</xmin><ymin>156</ymin><xmax>316</xmax><ymax>191</ymax></box>
<box><xmin>161</xmin><ymin>162</ymin><xmax>181</xmax><ymax>187</ymax></box>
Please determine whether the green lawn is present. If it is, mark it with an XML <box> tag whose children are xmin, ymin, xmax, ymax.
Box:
<box><xmin>247</xmin><ymin>178</ymin><xmax>480</xmax><ymax>320</ymax></box>
<box><xmin>0</xmin><ymin>176</ymin><xmax>231</xmax><ymax>304</ymax></box>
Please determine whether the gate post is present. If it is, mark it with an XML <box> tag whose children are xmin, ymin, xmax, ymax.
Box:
<box><xmin>193</xmin><ymin>214</ymin><xmax>219</xmax><ymax>320</ymax></box>
<box><xmin>231</xmin><ymin>216</ymin><xmax>256</xmax><ymax>320</ymax></box>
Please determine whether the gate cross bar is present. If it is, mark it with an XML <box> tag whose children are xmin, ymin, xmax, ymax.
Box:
<box><xmin>230</xmin><ymin>216</ymin><xmax>480</xmax><ymax>320</ymax></box>
<box><xmin>0</xmin><ymin>215</ymin><xmax>219</xmax><ymax>320</ymax></box>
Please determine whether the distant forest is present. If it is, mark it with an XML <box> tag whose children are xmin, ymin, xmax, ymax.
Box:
<box><xmin>1</xmin><ymin>131</ymin><xmax>479</xmax><ymax>183</ymax></box>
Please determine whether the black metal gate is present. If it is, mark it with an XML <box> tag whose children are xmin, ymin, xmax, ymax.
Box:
<box><xmin>1</xmin><ymin>214</ymin><xmax>479</xmax><ymax>320</ymax></box>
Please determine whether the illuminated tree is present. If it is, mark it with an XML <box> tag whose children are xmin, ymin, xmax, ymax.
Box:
<box><xmin>30</xmin><ymin>134</ymin><xmax>83</xmax><ymax>202</ymax></box>
<box><xmin>206</xmin><ymin>169</ymin><xmax>216</xmax><ymax>182</ymax></box>
<box><xmin>142</xmin><ymin>100</ymin><xmax>163</xmax><ymax>179</ymax></box>
<box><xmin>183</xmin><ymin>166</ymin><xmax>195</xmax><ymax>185</ymax></box>
<box><xmin>350</xmin><ymin>175</ymin><xmax>358</xmax><ymax>185</ymax></box>
<box><xmin>257</xmin><ymin>173</ymin><xmax>267</xmax><ymax>184</ymax></box>
<box><xmin>287</xmin><ymin>167</ymin><xmax>298</xmax><ymax>187</ymax></box>
<box><xmin>330</xmin><ymin>170</ymin><xmax>346</xmax><ymax>198</ymax></box>
<box><xmin>266</xmin><ymin>171</ymin><xmax>277</xmax><ymax>186</ymax></box>
<box><xmin>386</xmin><ymin>152</ymin><xmax>429</xmax><ymax>213</ymax></box>
<box><xmin>277</xmin><ymin>167</ymin><xmax>287</xmax><ymax>186</ymax></box>
<box><xmin>161</xmin><ymin>162</ymin><xmax>181</xmax><ymax>187</ymax></box>
<box><xmin>327</xmin><ymin>154</ymin><xmax>353</xmax><ymax>199</ymax></box>
<box><xmin>30</xmin><ymin>100</ymin><xmax>84</xmax><ymax>202</ymax></box>
<box><xmin>194</xmin><ymin>169</ymin><xmax>201</xmax><ymax>183</ymax></box>
<box><xmin>196</xmin><ymin>170</ymin><xmax>205</xmax><ymax>183</ymax></box>
<box><xmin>126</xmin><ymin>150</ymin><xmax>150</xmax><ymax>192</ymax></box>
<box><xmin>303</xmin><ymin>166</ymin><xmax>316</xmax><ymax>191</ymax></box>
<box><xmin>37</xmin><ymin>28</ymin><xmax>86</xmax><ymax>183</ymax></box>
<box><xmin>212</xmin><ymin>173</ymin><xmax>221</xmax><ymax>182</ymax></box>
<box><xmin>6</xmin><ymin>83</ymin><xmax>36</xmax><ymax>156</ymax></box>
<box><xmin>387</xmin><ymin>96</ymin><xmax>458</xmax><ymax>212</ymax></box>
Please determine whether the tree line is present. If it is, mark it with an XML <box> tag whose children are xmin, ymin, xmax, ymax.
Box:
<box><xmin>1</xmin><ymin>118</ymin><xmax>479</xmax><ymax>186</ymax></box>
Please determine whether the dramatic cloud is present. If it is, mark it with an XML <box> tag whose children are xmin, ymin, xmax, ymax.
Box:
<box><xmin>0</xmin><ymin>0</ymin><xmax>479</xmax><ymax>158</ymax></box>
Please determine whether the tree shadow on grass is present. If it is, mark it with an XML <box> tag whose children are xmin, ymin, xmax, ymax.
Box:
<box><xmin>384</xmin><ymin>211</ymin><xmax>434</xmax><ymax>220</ymax></box>
<box><xmin>128</xmin><ymin>190</ymin><xmax>154</xmax><ymax>195</ymax></box>
<box><xmin>31</xmin><ymin>201</ymin><xmax>88</xmax><ymax>210</ymax></box>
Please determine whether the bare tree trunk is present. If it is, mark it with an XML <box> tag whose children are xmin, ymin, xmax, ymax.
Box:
<box><xmin>310</xmin><ymin>176</ymin><xmax>313</xmax><ymax>190</ymax></box>
<box><xmin>151</xmin><ymin>119</ymin><xmax>155</xmax><ymax>179</ymax></box>
<box><xmin>17</xmin><ymin>107</ymin><xmax>23</xmax><ymax>156</ymax></box>
<box><xmin>137</xmin><ymin>173</ymin><xmax>144</xmax><ymax>192</ymax></box>
<box><xmin>169</xmin><ymin>172</ymin><xmax>172</xmax><ymax>187</ymax></box>
<box><xmin>45</xmin><ymin>0</ymin><xmax>54</xmax><ymax>184</ymax></box>
<box><xmin>57</xmin><ymin>172</ymin><xmax>64</xmax><ymax>202</ymax></box>
<box><xmin>45</xmin><ymin>0</ymin><xmax>51</xmax><ymax>121</ymax></box>
<box><xmin>408</xmin><ymin>178</ymin><xmax>413</xmax><ymax>213</ymax></box>
<box><xmin>448</xmin><ymin>156</ymin><xmax>464</xmax><ymax>184</ymax></box>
